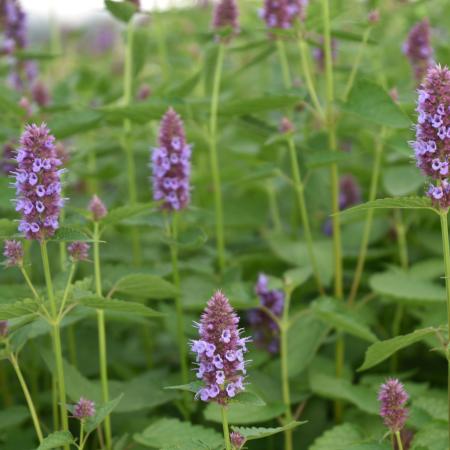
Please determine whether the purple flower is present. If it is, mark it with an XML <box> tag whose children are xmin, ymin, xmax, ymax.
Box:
<box><xmin>88</xmin><ymin>195</ymin><xmax>108</xmax><ymax>221</ymax></box>
<box><xmin>137</xmin><ymin>83</ymin><xmax>151</xmax><ymax>101</ymax></box>
<box><xmin>191</xmin><ymin>291</ymin><xmax>249</xmax><ymax>405</ymax></box>
<box><xmin>230</xmin><ymin>431</ymin><xmax>246</xmax><ymax>450</ymax></box>
<box><xmin>279</xmin><ymin>117</ymin><xmax>294</xmax><ymax>134</ymax></box>
<box><xmin>73</xmin><ymin>397</ymin><xmax>96</xmax><ymax>420</ymax></box>
<box><xmin>403</xmin><ymin>19</ymin><xmax>433</xmax><ymax>83</ymax></box>
<box><xmin>260</xmin><ymin>0</ymin><xmax>309</xmax><ymax>31</ymax></box>
<box><xmin>3</xmin><ymin>240</ymin><xmax>23</xmax><ymax>267</ymax></box>
<box><xmin>0</xmin><ymin>321</ymin><xmax>8</xmax><ymax>337</ymax></box>
<box><xmin>212</xmin><ymin>0</ymin><xmax>239</xmax><ymax>41</ymax></box>
<box><xmin>313</xmin><ymin>37</ymin><xmax>338</xmax><ymax>72</ymax></box>
<box><xmin>378</xmin><ymin>378</ymin><xmax>409</xmax><ymax>433</ymax></box>
<box><xmin>67</xmin><ymin>241</ymin><xmax>90</xmax><ymax>262</ymax></box>
<box><xmin>1</xmin><ymin>141</ymin><xmax>17</xmax><ymax>175</ymax></box>
<box><xmin>247</xmin><ymin>274</ymin><xmax>284</xmax><ymax>354</ymax></box>
<box><xmin>368</xmin><ymin>9</ymin><xmax>380</xmax><ymax>24</ymax></box>
<box><xmin>31</xmin><ymin>80</ymin><xmax>51</xmax><ymax>107</ymax></box>
<box><xmin>13</xmin><ymin>124</ymin><xmax>64</xmax><ymax>240</ymax></box>
<box><xmin>339</xmin><ymin>174</ymin><xmax>362</xmax><ymax>210</ymax></box>
<box><xmin>151</xmin><ymin>108</ymin><xmax>192</xmax><ymax>212</ymax></box>
<box><xmin>411</xmin><ymin>64</ymin><xmax>450</xmax><ymax>208</ymax></box>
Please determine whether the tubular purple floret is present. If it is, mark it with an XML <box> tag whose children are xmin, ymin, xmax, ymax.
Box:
<box><xmin>89</xmin><ymin>195</ymin><xmax>108</xmax><ymax>222</ymax></box>
<box><xmin>378</xmin><ymin>378</ymin><xmax>409</xmax><ymax>433</ymax></box>
<box><xmin>73</xmin><ymin>397</ymin><xmax>96</xmax><ymax>420</ymax></box>
<box><xmin>212</xmin><ymin>0</ymin><xmax>239</xmax><ymax>41</ymax></box>
<box><xmin>3</xmin><ymin>240</ymin><xmax>23</xmax><ymax>267</ymax></box>
<box><xmin>67</xmin><ymin>241</ymin><xmax>90</xmax><ymax>262</ymax></box>
<box><xmin>260</xmin><ymin>0</ymin><xmax>309</xmax><ymax>31</ymax></box>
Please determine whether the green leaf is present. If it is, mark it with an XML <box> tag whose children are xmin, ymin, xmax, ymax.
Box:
<box><xmin>49</xmin><ymin>110</ymin><xmax>103</xmax><ymax>139</ymax></box>
<box><xmin>342</xmin><ymin>79</ymin><xmax>410</xmax><ymax>128</ymax></box>
<box><xmin>110</xmin><ymin>274</ymin><xmax>178</xmax><ymax>299</ymax></box>
<box><xmin>0</xmin><ymin>219</ymin><xmax>18</xmax><ymax>238</ymax></box>
<box><xmin>78</xmin><ymin>296</ymin><xmax>164</xmax><ymax>317</ymax></box>
<box><xmin>305</xmin><ymin>150</ymin><xmax>352</xmax><ymax>169</ymax></box>
<box><xmin>37</xmin><ymin>431</ymin><xmax>75</xmax><ymax>450</ymax></box>
<box><xmin>0</xmin><ymin>405</ymin><xmax>29</xmax><ymax>430</ymax></box>
<box><xmin>204</xmin><ymin>402</ymin><xmax>285</xmax><ymax>425</ymax></box>
<box><xmin>411</xmin><ymin>422</ymin><xmax>448</xmax><ymax>450</ymax></box>
<box><xmin>311</xmin><ymin>297</ymin><xmax>378</xmax><ymax>343</ymax></box>
<box><xmin>219</xmin><ymin>95</ymin><xmax>301</xmax><ymax>116</ymax></box>
<box><xmin>133</xmin><ymin>418</ymin><xmax>223</xmax><ymax>449</ymax></box>
<box><xmin>232</xmin><ymin>422</ymin><xmax>306</xmax><ymax>441</ymax></box>
<box><xmin>339</xmin><ymin>197</ymin><xmax>436</xmax><ymax>217</ymax></box>
<box><xmin>165</xmin><ymin>381</ymin><xmax>203</xmax><ymax>393</ymax></box>
<box><xmin>0</xmin><ymin>299</ymin><xmax>39</xmax><ymax>320</ymax></box>
<box><xmin>414</xmin><ymin>393</ymin><xmax>447</xmax><ymax>421</ymax></box>
<box><xmin>230</xmin><ymin>391</ymin><xmax>266</xmax><ymax>406</ymax></box>
<box><xmin>102</xmin><ymin>202</ymin><xmax>155</xmax><ymax>226</ymax></box>
<box><xmin>383</xmin><ymin>166</ymin><xmax>424</xmax><ymax>196</ymax></box>
<box><xmin>359</xmin><ymin>327</ymin><xmax>438</xmax><ymax>371</ymax></box>
<box><xmin>50</xmin><ymin>226</ymin><xmax>91</xmax><ymax>242</ymax></box>
<box><xmin>104</xmin><ymin>0</ymin><xmax>137</xmax><ymax>22</ymax></box>
<box><xmin>310</xmin><ymin>423</ymin><xmax>363</xmax><ymax>450</ymax></box>
<box><xmin>85</xmin><ymin>394</ymin><xmax>123</xmax><ymax>434</ymax></box>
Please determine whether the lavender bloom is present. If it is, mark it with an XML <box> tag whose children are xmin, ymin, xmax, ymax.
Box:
<box><xmin>212</xmin><ymin>0</ymin><xmax>239</xmax><ymax>41</ymax></box>
<box><xmin>31</xmin><ymin>81</ymin><xmax>51</xmax><ymax>108</ymax></box>
<box><xmin>137</xmin><ymin>83</ymin><xmax>151</xmax><ymax>101</ymax></box>
<box><xmin>260</xmin><ymin>0</ymin><xmax>309</xmax><ymax>30</ymax></box>
<box><xmin>73</xmin><ymin>397</ymin><xmax>96</xmax><ymax>420</ymax></box>
<box><xmin>247</xmin><ymin>274</ymin><xmax>284</xmax><ymax>354</ymax></box>
<box><xmin>1</xmin><ymin>141</ymin><xmax>17</xmax><ymax>175</ymax></box>
<box><xmin>92</xmin><ymin>25</ymin><xmax>116</xmax><ymax>55</ymax></box>
<box><xmin>378</xmin><ymin>378</ymin><xmax>409</xmax><ymax>433</ymax></box>
<box><xmin>3</xmin><ymin>240</ymin><xmax>23</xmax><ymax>267</ymax></box>
<box><xmin>313</xmin><ymin>37</ymin><xmax>338</xmax><ymax>72</ymax></box>
<box><xmin>368</xmin><ymin>9</ymin><xmax>380</xmax><ymax>24</ymax></box>
<box><xmin>0</xmin><ymin>321</ymin><xmax>8</xmax><ymax>337</ymax></box>
<box><xmin>67</xmin><ymin>241</ymin><xmax>90</xmax><ymax>262</ymax></box>
<box><xmin>13</xmin><ymin>124</ymin><xmax>64</xmax><ymax>240</ymax></box>
<box><xmin>230</xmin><ymin>431</ymin><xmax>246</xmax><ymax>449</ymax></box>
<box><xmin>89</xmin><ymin>195</ymin><xmax>108</xmax><ymax>221</ymax></box>
<box><xmin>279</xmin><ymin>117</ymin><xmax>294</xmax><ymax>134</ymax></box>
<box><xmin>151</xmin><ymin>108</ymin><xmax>192</xmax><ymax>212</ymax></box>
<box><xmin>411</xmin><ymin>65</ymin><xmax>450</xmax><ymax>208</ymax></box>
<box><xmin>403</xmin><ymin>19</ymin><xmax>433</xmax><ymax>83</ymax></box>
<box><xmin>191</xmin><ymin>291</ymin><xmax>249</xmax><ymax>404</ymax></box>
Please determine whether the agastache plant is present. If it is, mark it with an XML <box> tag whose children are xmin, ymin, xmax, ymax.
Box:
<box><xmin>403</xmin><ymin>19</ymin><xmax>433</xmax><ymax>84</ymax></box>
<box><xmin>192</xmin><ymin>291</ymin><xmax>249</xmax><ymax>450</ymax></box>
<box><xmin>212</xmin><ymin>0</ymin><xmax>239</xmax><ymax>41</ymax></box>
<box><xmin>247</xmin><ymin>273</ymin><xmax>284</xmax><ymax>354</ymax></box>
<box><xmin>378</xmin><ymin>379</ymin><xmax>409</xmax><ymax>449</ymax></box>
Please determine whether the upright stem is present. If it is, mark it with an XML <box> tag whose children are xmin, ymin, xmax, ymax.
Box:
<box><xmin>93</xmin><ymin>223</ymin><xmax>112</xmax><ymax>450</ymax></box>
<box><xmin>122</xmin><ymin>19</ymin><xmax>141</xmax><ymax>266</ymax></box>
<box><xmin>221</xmin><ymin>406</ymin><xmax>232</xmax><ymax>450</ymax></box>
<box><xmin>20</xmin><ymin>266</ymin><xmax>40</xmax><ymax>301</ymax></box>
<box><xmin>40</xmin><ymin>242</ymin><xmax>69</xmax><ymax>447</ymax></box>
<box><xmin>439</xmin><ymin>211</ymin><xmax>450</xmax><ymax>443</ymax></box>
<box><xmin>395</xmin><ymin>431</ymin><xmax>404</xmax><ymax>450</ymax></box>
<box><xmin>348</xmin><ymin>129</ymin><xmax>385</xmax><ymax>305</ymax></box>
<box><xmin>267</xmin><ymin>182</ymin><xmax>283</xmax><ymax>233</ymax></box>
<box><xmin>276</xmin><ymin>40</ymin><xmax>292</xmax><ymax>88</ymax></box>
<box><xmin>79</xmin><ymin>421</ymin><xmax>85</xmax><ymax>450</ymax></box>
<box><xmin>167</xmin><ymin>214</ymin><xmax>189</xmax><ymax>394</ymax></box>
<box><xmin>9</xmin><ymin>351</ymin><xmax>44</xmax><ymax>443</ymax></box>
<box><xmin>280</xmin><ymin>288</ymin><xmax>293</xmax><ymax>450</ymax></box>
<box><xmin>209</xmin><ymin>43</ymin><xmax>226</xmax><ymax>276</ymax></box>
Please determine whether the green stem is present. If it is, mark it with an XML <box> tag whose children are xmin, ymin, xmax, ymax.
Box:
<box><xmin>221</xmin><ymin>406</ymin><xmax>232</xmax><ymax>450</ymax></box>
<box><xmin>9</xmin><ymin>351</ymin><xmax>44</xmax><ymax>443</ymax></box>
<box><xmin>20</xmin><ymin>266</ymin><xmax>40</xmax><ymax>301</ymax></box>
<box><xmin>79</xmin><ymin>421</ymin><xmax>85</xmax><ymax>450</ymax></box>
<box><xmin>93</xmin><ymin>222</ymin><xmax>112</xmax><ymax>450</ymax></box>
<box><xmin>209</xmin><ymin>43</ymin><xmax>226</xmax><ymax>276</ymax></box>
<box><xmin>52</xmin><ymin>375</ymin><xmax>59</xmax><ymax>431</ymax></box>
<box><xmin>122</xmin><ymin>19</ymin><xmax>141</xmax><ymax>267</ymax></box>
<box><xmin>267</xmin><ymin>182</ymin><xmax>283</xmax><ymax>233</ymax></box>
<box><xmin>297</xmin><ymin>37</ymin><xmax>325</xmax><ymax>120</ymax></box>
<box><xmin>395</xmin><ymin>431</ymin><xmax>404</xmax><ymax>450</ymax></box>
<box><xmin>67</xmin><ymin>325</ymin><xmax>78</xmax><ymax>368</ymax></box>
<box><xmin>287</xmin><ymin>137</ymin><xmax>324</xmax><ymax>295</ymax></box>
<box><xmin>167</xmin><ymin>214</ymin><xmax>189</xmax><ymax>399</ymax></box>
<box><xmin>276</xmin><ymin>39</ymin><xmax>292</xmax><ymax>88</ymax></box>
<box><xmin>439</xmin><ymin>211</ymin><xmax>450</xmax><ymax>444</ymax></box>
<box><xmin>348</xmin><ymin>129</ymin><xmax>385</xmax><ymax>305</ymax></box>
<box><xmin>59</xmin><ymin>263</ymin><xmax>76</xmax><ymax>317</ymax></box>
<box><xmin>342</xmin><ymin>27</ymin><xmax>372</xmax><ymax>101</ymax></box>
<box><xmin>40</xmin><ymin>242</ymin><xmax>69</xmax><ymax>446</ymax></box>
<box><xmin>280</xmin><ymin>288</ymin><xmax>293</xmax><ymax>450</ymax></box>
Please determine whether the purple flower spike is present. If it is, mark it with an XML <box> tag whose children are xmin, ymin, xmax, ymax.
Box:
<box><xmin>280</xmin><ymin>117</ymin><xmax>294</xmax><ymax>134</ymax></box>
<box><xmin>192</xmin><ymin>291</ymin><xmax>249</xmax><ymax>405</ymax></box>
<box><xmin>151</xmin><ymin>108</ymin><xmax>192</xmax><ymax>212</ymax></box>
<box><xmin>378</xmin><ymin>378</ymin><xmax>409</xmax><ymax>433</ymax></box>
<box><xmin>339</xmin><ymin>174</ymin><xmax>361</xmax><ymax>210</ymax></box>
<box><xmin>13</xmin><ymin>124</ymin><xmax>64</xmax><ymax>240</ymax></box>
<box><xmin>0</xmin><ymin>321</ymin><xmax>8</xmax><ymax>337</ymax></box>
<box><xmin>3</xmin><ymin>240</ymin><xmax>23</xmax><ymax>267</ymax></box>
<box><xmin>212</xmin><ymin>0</ymin><xmax>239</xmax><ymax>41</ymax></box>
<box><xmin>31</xmin><ymin>81</ymin><xmax>51</xmax><ymax>108</ymax></box>
<box><xmin>89</xmin><ymin>195</ymin><xmax>108</xmax><ymax>222</ymax></box>
<box><xmin>73</xmin><ymin>397</ymin><xmax>96</xmax><ymax>420</ymax></box>
<box><xmin>403</xmin><ymin>19</ymin><xmax>433</xmax><ymax>83</ymax></box>
<box><xmin>411</xmin><ymin>64</ymin><xmax>450</xmax><ymax>209</ymax></box>
<box><xmin>313</xmin><ymin>37</ymin><xmax>338</xmax><ymax>72</ymax></box>
<box><xmin>230</xmin><ymin>431</ymin><xmax>246</xmax><ymax>449</ymax></box>
<box><xmin>67</xmin><ymin>241</ymin><xmax>90</xmax><ymax>262</ymax></box>
<box><xmin>260</xmin><ymin>0</ymin><xmax>309</xmax><ymax>31</ymax></box>
<box><xmin>248</xmin><ymin>274</ymin><xmax>284</xmax><ymax>354</ymax></box>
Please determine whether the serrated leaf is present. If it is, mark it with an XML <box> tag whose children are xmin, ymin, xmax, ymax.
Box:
<box><xmin>232</xmin><ymin>421</ymin><xmax>306</xmax><ymax>441</ymax></box>
<box><xmin>49</xmin><ymin>110</ymin><xmax>103</xmax><ymax>139</ymax></box>
<box><xmin>110</xmin><ymin>274</ymin><xmax>178</xmax><ymax>299</ymax></box>
<box><xmin>230</xmin><ymin>391</ymin><xmax>266</xmax><ymax>406</ymax></box>
<box><xmin>102</xmin><ymin>202</ymin><xmax>155</xmax><ymax>226</ymax></box>
<box><xmin>50</xmin><ymin>226</ymin><xmax>91</xmax><ymax>242</ymax></box>
<box><xmin>104</xmin><ymin>0</ymin><xmax>137</xmax><ymax>22</ymax></box>
<box><xmin>359</xmin><ymin>327</ymin><xmax>438</xmax><ymax>371</ymax></box>
<box><xmin>342</xmin><ymin>79</ymin><xmax>410</xmax><ymax>128</ymax></box>
<box><xmin>0</xmin><ymin>299</ymin><xmax>39</xmax><ymax>320</ymax></box>
<box><xmin>411</xmin><ymin>422</ymin><xmax>448</xmax><ymax>450</ymax></box>
<box><xmin>85</xmin><ymin>394</ymin><xmax>123</xmax><ymax>434</ymax></box>
<box><xmin>414</xmin><ymin>393</ymin><xmax>447</xmax><ymax>421</ymax></box>
<box><xmin>339</xmin><ymin>197</ymin><xmax>436</xmax><ymax>217</ymax></box>
<box><xmin>310</xmin><ymin>423</ymin><xmax>363</xmax><ymax>450</ymax></box>
<box><xmin>78</xmin><ymin>296</ymin><xmax>164</xmax><ymax>317</ymax></box>
<box><xmin>133</xmin><ymin>418</ymin><xmax>223</xmax><ymax>449</ymax></box>
<box><xmin>37</xmin><ymin>431</ymin><xmax>74</xmax><ymax>450</ymax></box>
<box><xmin>311</xmin><ymin>297</ymin><xmax>378</xmax><ymax>343</ymax></box>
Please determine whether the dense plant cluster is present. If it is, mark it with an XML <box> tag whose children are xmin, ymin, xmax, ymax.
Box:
<box><xmin>0</xmin><ymin>0</ymin><xmax>449</xmax><ymax>449</ymax></box>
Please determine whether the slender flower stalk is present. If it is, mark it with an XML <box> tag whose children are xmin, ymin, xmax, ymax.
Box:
<box><xmin>88</xmin><ymin>195</ymin><xmax>112</xmax><ymax>450</ymax></box>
